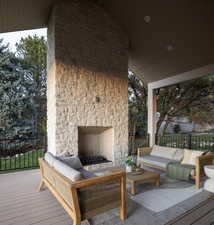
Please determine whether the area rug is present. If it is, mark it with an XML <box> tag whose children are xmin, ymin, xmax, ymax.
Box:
<box><xmin>131</xmin><ymin>185</ymin><xmax>203</xmax><ymax>212</ymax></box>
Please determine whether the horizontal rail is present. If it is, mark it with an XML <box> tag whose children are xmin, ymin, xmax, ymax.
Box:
<box><xmin>156</xmin><ymin>134</ymin><xmax>214</xmax><ymax>151</ymax></box>
<box><xmin>0</xmin><ymin>137</ymin><xmax>47</xmax><ymax>172</ymax></box>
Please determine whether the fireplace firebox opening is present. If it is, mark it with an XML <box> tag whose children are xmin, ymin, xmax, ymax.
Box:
<box><xmin>78</xmin><ymin>126</ymin><xmax>114</xmax><ymax>165</ymax></box>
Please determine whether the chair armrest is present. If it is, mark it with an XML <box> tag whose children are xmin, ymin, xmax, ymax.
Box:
<box><xmin>137</xmin><ymin>147</ymin><xmax>152</xmax><ymax>157</ymax></box>
<box><xmin>196</xmin><ymin>154</ymin><xmax>214</xmax><ymax>170</ymax></box>
<box><xmin>72</xmin><ymin>170</ymin><xmax>125</xmax><ymax>189</ymax></box>
<box><xmin>195</xmin><ymin>154</ymin><xmax>214</xmax><ymax>188</ymax></box>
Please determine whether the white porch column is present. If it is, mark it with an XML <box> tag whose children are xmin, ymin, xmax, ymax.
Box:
<box><xmin>148</xmin><ymin>85</ymin><xmax>157</xmax><ymax>147</ymax></box>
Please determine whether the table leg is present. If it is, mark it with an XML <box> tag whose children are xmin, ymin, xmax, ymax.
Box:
<box><xmin>131</xmin><ymin>182</ymin><xmax>136</xmax><ymax>195</ymax></box>
<box><xmin>156</xmin><ymin>178</ymin><xmax>160</xmax><ymax>187</ymax></box>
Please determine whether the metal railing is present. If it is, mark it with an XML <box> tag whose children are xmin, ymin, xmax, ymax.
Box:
<box><xmin>0</xmin><ymin>136</ymin><xmax>47</xmax><ymax>172</ymax></box>
<box><xmin>133</xmin><ymin>133</ymin><xmax>214</xmax><ymax>152</ymax></box>
<box><xmin>156</xmin><ymin>133</ymin><xmax>214</xmax><ymax>151</ymax></box>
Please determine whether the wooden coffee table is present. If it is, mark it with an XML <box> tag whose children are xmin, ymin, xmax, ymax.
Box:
<box><xmin>127</xmin><ymin>170</ymin><xmax>160</xmax><ymax>195</ymax></box>
<box><xmin>98</xmin><ymin>167</ymin><xmax>160</xmax><ymax>195</ymax></box>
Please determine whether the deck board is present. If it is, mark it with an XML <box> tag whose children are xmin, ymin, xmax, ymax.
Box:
<box><xmin>1</xmin><ymin>169</ymin><xmax>214</xmax><ymax>225</ymax></box>
<box><xmin>166</xmin><ymin>195</ymin><xmax>214</xmax><ymax>225</ymax></box>
<box><xmin>0</xmin><ymin>170</ymin><xmax>73</xmax><ymax>225</ymax></box>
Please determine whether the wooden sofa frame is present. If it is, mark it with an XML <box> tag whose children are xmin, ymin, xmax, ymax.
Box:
<box><xmin>38</xmin><ymin>158</ymin><xmax>127</xmax><ymax>225</ymax></box>
<box><xmin>138</xmin><ymin>147</ymin><xmax>214</xmax><ymax>189</ymax></box>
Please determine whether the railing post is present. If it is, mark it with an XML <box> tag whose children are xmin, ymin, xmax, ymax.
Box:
<box><xmin>188</xmin><ymin>134</ymin><xmax>192</xmax><ymax>149</ymax></box>
<box><xmin>155</xmin><ymin>134</ymin><xmax>159</xmax><ymax>145</ymax></box>
<box><xmin>147</xmin><ymin>134</ymin><xmax>150</xmax><ymax>147</ymax></box>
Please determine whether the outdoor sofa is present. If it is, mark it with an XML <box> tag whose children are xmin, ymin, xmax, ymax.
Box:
<box><xmin>137</xmin><ymin>145</ymin><xmax>214</xmax><ymax>189</ymax></box>
<box><xmin>38</xmin><ymin>153</ymin><xmax>126</xmax><ymax>225</ymax></box>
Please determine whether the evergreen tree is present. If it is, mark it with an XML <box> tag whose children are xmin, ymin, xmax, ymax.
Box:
<box><xmin>0</xmin><ymin>39</ymin><xmax>35</xmax><ymax>138</ymax></box>
<box><xmin>16</xmin><ymin>35</ymin><xmax>47</xmax><ymax>137</ymax></box>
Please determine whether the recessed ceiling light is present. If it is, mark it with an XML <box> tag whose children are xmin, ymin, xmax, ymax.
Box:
<box><xmin>166</xmin><ymin>45</ymin><xmax>175</xmax><ymax>51</ymax></box>
<box><xmin>144</xmin><ymin>16</ymin><xmax>151</xmax><ymax>23</ymax></box>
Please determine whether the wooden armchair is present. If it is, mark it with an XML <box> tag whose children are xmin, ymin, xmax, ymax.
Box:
<box><xmin>38</xmin><ymin>158</ymin><xmax>127</xmax><ymax>225</ymax></box>
<box><xmin>196</xmin><ymin>154</ymin><xmax>214</xmax><ymax>188</ymax></box>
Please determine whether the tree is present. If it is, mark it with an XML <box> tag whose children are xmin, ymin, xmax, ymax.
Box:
<box><xmin>0</xmin><ymin>39</ymin><xmax>35</xmax><ymax>138</ymax></box>
<box><xmin>128</xmin><ymin>71</ymin><xmax>148</xmax><ymax>153</ymax></box>
<box><xmin>156</xmin><ymin>76</ymin><xmax>214</xmax><ymax>134</ymax></box>
<box><xmin>128</xmin><ymin>71</ymin><xmax>214</xmax><ymax>136</ymax></box>
<box><xmin>16</xmin><ymin>35</ymin><xmax>47</xmax><ymax>137</ymax></box>
<box><xmin>128</xmin><ymin>71</ymin><xmax>147</xmax><ymax>137</ymax></box>
<box><xmin>173</xmin><ymin>124</ymin><xmax>181</xmax><ymax>134</ymax></box>
<box><xmin>0</xmin><ymin>35</ymin><xmax>47</xmax><ymax>139</ymax></box>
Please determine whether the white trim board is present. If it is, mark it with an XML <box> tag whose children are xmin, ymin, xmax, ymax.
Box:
<box><xmin>148</xmin><ymin>63</ymin><xmax>214</xmax><ymax>90</ymax></box>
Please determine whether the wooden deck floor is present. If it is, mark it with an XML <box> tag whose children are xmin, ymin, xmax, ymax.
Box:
<box><xmin>0</xmin><ymin>169</ymin><xmax>213</xmax><ymax>225</ymax></box>
<box><xmin>0</xmin><ymin>170</ymin><xmax>72</xmax><ymax>225</ymax></box>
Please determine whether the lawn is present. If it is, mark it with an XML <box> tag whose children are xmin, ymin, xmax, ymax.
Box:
<box><xmin>0</xmin><ymin>149</ymin><xmax>46</xmax><ymax>174</ymax></box>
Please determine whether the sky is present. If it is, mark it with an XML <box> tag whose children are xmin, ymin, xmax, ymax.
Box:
<box><xmin>0</xmin><ymin>28</ymin><xmax>47</xmax><ymax>52</ymax></box>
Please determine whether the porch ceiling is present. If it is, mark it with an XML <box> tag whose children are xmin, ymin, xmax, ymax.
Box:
<box><xmin>0</xmin><ymin>0</ymin><xmax>214</xmax><ymax>83</ymax></box>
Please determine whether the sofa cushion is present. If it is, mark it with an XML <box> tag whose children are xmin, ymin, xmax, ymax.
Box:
<box><xmin>181</xmin><ymin>149</ymin><xmax>192</xmax><ymax>165</ymax></box>
<box><xmin>181</xmin><ymin>149</ymin><xmax>204</xmax><ymax>166</ymax></box>
<box><xmin>138</xmin><ymin>155</ymin><xmax>177</xmax><ymax>169</ymax></box>
<box><xmin>78</xmin><ymin>168</ymin><xmax>97</xmax><ymax>179</ymax></box>
<box><xmin>173</xmin><ymin>148</ymin><xmax>184</xmax><ymax>161</ymax></box>
<box><xmin>188</xmin><ymin>150</ymin><xmax>204</xmax><ymax>165</ymax></box>
<box><xmin>53</xmin><ymin>158</ymin><xmax>82</xmax><ymax>181</ymax></box>
<box><xmin>57</xmin><ymin>155</ymin><xmax>83</xmax><ymax>170</ymax></box>
<box><xmin>151</xmin><ymin>145</ymin><xmax>177</xmax><ymax>160</ymax></box>
<box><xmin>44</xmin><ymin>152</ymin><xmax>56</xmax><ymax>167</ymax></box>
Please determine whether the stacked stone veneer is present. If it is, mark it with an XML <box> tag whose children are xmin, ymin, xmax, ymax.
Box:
<box><xmin>47</xmin><ymin>0</ymin><xmax>128</xmax><ymax>165</ymax></box>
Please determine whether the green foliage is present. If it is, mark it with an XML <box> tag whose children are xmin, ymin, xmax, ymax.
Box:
<box><xmin>156</xmin><ymin>76</ymin><xmax>214</xmax><ymax>134</ymax></box>
<box><xmin>0</xmin><ymin>40</ymin><xmax>34</xmax><ymax>137</ymax></box>
<box><xmin>129</xmin><ymin>70</ymin><xmax>214</xmax><ymax>136</ymax></box>
<box><xmin>16</xmin><ymin>35</ymin><xmax>47</xmax><ymax>96</ymax></box>
<box><xmin>173</xmin><ymin>124</ymin><xmax>181</xmax><ymax>134</ymax></box>
<box><xmin>0</xmin><ymin>35</ymin><xmax>47</xmax><ymax>139</ymax></box>
<box><xmin>123</xmin><ymin>156</ymin><xmax>135</xmax><ymax>166</ymax></box>
<box><xmin>128</xmin><ymin>71</ymin><xmax>148</xmax><ymax>153</ymax></box>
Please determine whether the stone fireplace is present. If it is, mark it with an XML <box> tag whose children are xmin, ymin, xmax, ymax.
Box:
<box><xmin>47</xmin><ymin>0</ymin><xmax>129</xmax><ymax>166</ymax></box>
<box><xmin>78</xmin><ymin>126</ymin><xmax>114</xmax><ymax>161</ymax></box>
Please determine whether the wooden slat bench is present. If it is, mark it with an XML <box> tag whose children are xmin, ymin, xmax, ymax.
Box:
<box><xmin>38</xmin><ymin>158</ymin><xmax>127</xmax><ymax>225</ymax></box>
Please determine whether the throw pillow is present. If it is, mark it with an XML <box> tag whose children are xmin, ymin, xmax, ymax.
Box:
<box><xmin>53</xmin><ymin>159</ymin><xmax>82</xmax><ymax>181</ymax></box>
<box><xmin>188</xmin><ymin>150</ymin><xmax>204</xmax><ymax>165</ymax></box>
<box><xmin>181</xmin><ymin>149</ymin><xmax>204</xmax><ymax>166</ymax></box>
<box><xmin>181</xmin><ymin>149</ymin><xmax>192</xmax><ymax>165</ymax></box>
<box><xmin>57</xmin><ymin>155</ymin><xmax>83</xmax><ymax>170</ymax></box>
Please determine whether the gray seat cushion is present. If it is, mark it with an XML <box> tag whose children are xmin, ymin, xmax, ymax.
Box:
<box><xmin>78</xmin><ymin>168</ymin><xmax>97</xmax><ymax>179</ymax></box>
<box><xmin>53</xmin><ymin>158</ymin><xmax>82</xmax><ymax>181</ymax></box>
<box><xmin>56</xmin><ymin>155</ymin><xmax>83</xmax><ymax>170</ymax></box>
<box><xmin>138</xmin><ymin>155</ymin><xmax>178</xmax><ymax>169</ymax></box>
